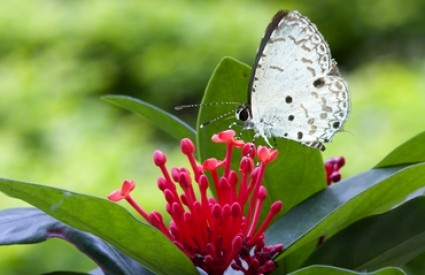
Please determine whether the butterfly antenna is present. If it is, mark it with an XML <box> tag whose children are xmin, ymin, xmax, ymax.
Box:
<box><xmin>200</xmin><ymin>109</ymin><xmax>236</xmax><ymax>128</ymax></box>
<box><xmin>175</xmin><ymin>102</ymin><xmax>242</xmax><ymax>111</ymax></box>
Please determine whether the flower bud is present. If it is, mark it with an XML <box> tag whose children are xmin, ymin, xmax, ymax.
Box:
<box><xmin>153</xmin><ymin>150</ymin><xmax>167</xmax><ymax>166</ymax></box>
<box><xmin>180</xmin><ymin>138</ymin><xmax>195</xmax><ymax>155</ymax></box>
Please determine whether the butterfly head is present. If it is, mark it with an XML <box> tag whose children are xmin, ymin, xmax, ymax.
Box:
<box><xmin>235</xmin><ymin>104</ymin><xmax>251</xmax><ymax>122</ymax></box>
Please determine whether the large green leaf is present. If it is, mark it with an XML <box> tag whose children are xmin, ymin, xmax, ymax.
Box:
<box><xmin>287</xmin><ymin>265</ymin><xmax>405</xmax><ymax>275</ymax></box>
<box><xmin>375</xmin><ymin>131</ymin><xmax>425</xmax><ymax>168</ymax></box>
<box><xmin>402</xmin><ymin>249</ymin><xmax>425</xmax><ymax>275</ymax></box>
<box><xmin>266</xmin><ymin>163</ymin><xmax>425</xmax><ymax>266</ymax></box>
<box><xmin>41</xmin><ymin>272</ymin><xmax>89</xmax><ymax>275</ymax></box>
<box><xmin>275</xmin><ymin>132</ymin><xmax>425</xmax><ymax>272</ymax></box>
<box><xmin>102</xmin><ymin>95</ymin><xmax>196</xmax><ymax>142</ymax></box>
<box><xmin>196</xmin><ymin>57</ymin><xmax>251</xmax><ymax>162</ymax></box>
<box><xmin>304</xmin><ymin>196</ymin><xmax>425</xmax><ymax>270</ymax></box>
<box><xmin>0</xmin><ymin>178</ymin><xmax>196</xmax><ymax>275</ymax></box>
<box><xmin>0</xmin><ymin>208</ymin><xmax>152</xmax><ymax>275</ymax></box>
<box><xmin>197</xmin><ymin>57</ymin><xmax>326</xmax><ymax>214</ymax></box>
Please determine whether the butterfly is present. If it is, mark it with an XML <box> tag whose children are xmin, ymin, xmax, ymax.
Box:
<box><xmin>236</xmin><ymin>10</ymin><xmax>350</xmax><ymax>151</ymax></box>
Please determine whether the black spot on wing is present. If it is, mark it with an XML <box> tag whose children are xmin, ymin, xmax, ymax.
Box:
<box><xmin>313</xmin><ymin>78</ymin><xmax>325</xmax><ymax>88</ymax></box>
<box><xmin>285</xmin><ymin>96</ymin><xmax>293</xmax><ymax>104</ymax></box>
<box><xmin>297</xmin><ymin>132</ymin><xmax>303</xmax><ymax>140</ymax></box>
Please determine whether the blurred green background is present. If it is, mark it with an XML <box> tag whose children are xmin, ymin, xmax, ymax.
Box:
<box><xmin>0</xmin><ymin>0</ymin><xmax>424</xmax><ymax>273</ymax></box>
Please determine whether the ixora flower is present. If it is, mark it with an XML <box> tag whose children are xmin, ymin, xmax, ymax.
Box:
<box><xmin>108</xmin><ymin>130</ymin><xmax>284</xmax><ymax>274</ymax></box>
<box><xmin>325</xmin><ymin>156</ymin><xmax>345</xmax><ymax>186</ymax></box>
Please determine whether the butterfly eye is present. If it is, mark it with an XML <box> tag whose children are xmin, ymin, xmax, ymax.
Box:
<box><xmin>236</xmin><ymin>105</ymin><xmax>250</xmax><ymax>121</ymax></box>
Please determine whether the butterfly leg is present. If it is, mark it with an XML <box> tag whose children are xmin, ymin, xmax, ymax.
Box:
<box><xmin>263</xmin><ymin>137</ymin><xmax>274</xmax><ymax>148</ymax></box>
<box><xmin>249</xmin><ymin>130</ymin><xmax>274</xmax><ymax>147</ymax></box>
<box><xmin>271</xmin><ymin>136</ymin><xmax>278</xmax><ymax>147</ymax></box>
<box><xmin>227</xmin><ymin>122</ymin><xmax>245</xmax><ymax>140</ymax></box>
<box><xmin>228</xmin><ymin>121</ymin><xmax>244</xmax><ymax>129</ymax></box>
<box><xmin>258</xmin><ymin>134</ymin><xmax>274</xmax><ymax>148</ymax></box>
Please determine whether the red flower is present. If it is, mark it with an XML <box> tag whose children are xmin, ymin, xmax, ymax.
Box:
<box><xmin>108</xmin><ymin>180</ymin><xmax>149</xmax><ymax>221</ymax></box>
<box><xmin>325</xmin><ymin>156</ymin><xmax>346</xmax><ymax>185</ymax></box>
<box><xmin>107</xmin><ymin>179</ymin><xmax>135</xmax><ymax>202</ymax></box>
<box><xmin>257</xmin><ymin>146</ymin><xmax>278</xmax><ymax>164</ymax></box>
<box><xmin>108</xmin><ymin>130</ymin><xmax>283</xmax><ymax>274</ymax></box>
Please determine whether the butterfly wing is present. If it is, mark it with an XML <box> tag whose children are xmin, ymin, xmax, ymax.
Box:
<box><xmin>249</xmin><ymin>10</ymin><xmax>350</xmax><ymax>150</ymax></box>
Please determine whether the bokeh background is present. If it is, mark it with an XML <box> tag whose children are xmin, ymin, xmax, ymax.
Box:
<box><xmin>0</xmin><ymin>0</ymin><xmax>424</xmax><ymax>273</ymax></box>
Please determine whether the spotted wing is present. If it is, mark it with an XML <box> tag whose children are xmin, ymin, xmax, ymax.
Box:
<box><xmin>249</xmin><ymin>10</ymin><xmax>350</xmax><ymax>150</ymax></box>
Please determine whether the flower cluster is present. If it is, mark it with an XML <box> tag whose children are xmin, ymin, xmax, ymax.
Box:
<box><xmin>325</xmin><ymin>156</ymin><xmax>345</xmax><ymax>185</ymax></box>
<box><xmin>108</xmin><ymin>130</ymin><xmax>283</xmax><ymax>274</ymax></box>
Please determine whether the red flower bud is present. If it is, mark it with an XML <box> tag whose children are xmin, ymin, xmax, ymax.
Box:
<box><xmin>180</xmin><ymin>138</ymin><xmax>195</xmax><ymax>155</ymax></box>
<box><xmin>153</xmin><ymin>150</ymin><xmax>167</xmax><ymax>166</ymax></box>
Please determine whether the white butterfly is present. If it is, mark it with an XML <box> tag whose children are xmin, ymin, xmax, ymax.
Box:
<box><xmin>236</xmin><ymin>10</ymin><xmax>350</xmax><ymax>151</ymax></box>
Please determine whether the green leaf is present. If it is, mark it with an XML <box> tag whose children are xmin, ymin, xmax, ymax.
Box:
<box><xmin>40</xmin><ymin>272</ymin><xmax>90</xmax><ymax>275</ymax></box>
<box><xmin>287</xmin><ymin>265</ymin><xmax>405</xmax><ymax>275</ymax></box>
<box><xmin>402</xmin><ymin>249</ymin><xmax>425</xmax><ymax>275</ymax></box>
<box><xmin>304</xmin><ymin>196</ymin><xmax>425</xmax><ymax>270</ymax></box>
<box><xmin>281</xmin><ymin>240</ymin><xmax>319</xmax><ymax>273</ymax></box>
<box><xmin>375</xmin><ymin>131</ymin><xmax>425</xmax><ymax>168</ymax></box>
<box><xmin>0</xmin><ymin>207</ymin><xmax>152</xmax><ymax>275</ymax></box>
<box><xmin>197</xmin><ymin>57</ymin><xmax>326</xmax><ymax>214</ymax></box>
<box><xmin>266</xmin><ymin>163</ymin><xmax>425</xmax><ymax>266</ymax></box>
<box><xmin>196</xmin><ymin>57</ymin><xmax>251</xmax><ymax>160</ymax></box>
<box><xmin>102</xmin><ymin>95</ymin><xmax>196</xmax><ymax>142</ymax></box>
<box><xmin>0</xmin><ymin>179</ymin><xmax>196</xmax><ymax>275</ymax></box>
